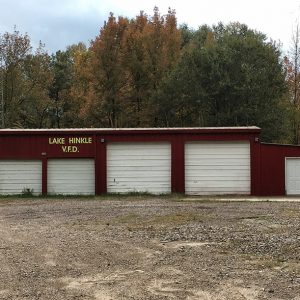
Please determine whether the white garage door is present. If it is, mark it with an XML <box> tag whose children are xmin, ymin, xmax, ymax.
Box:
<box><xmin>0</xmin><ymin>160</ymin><xmax>42</xmax><ymax>195</ymax></box>
<box><xmin>286</xmin><ymin>158</ymin><xmax>300</xmax><ymax>195</ymax></box>
<box><xmin>107</xmin><ymin>143</ymin><xmax>171</xmax><ymax>194</ymax></box>
<box><xmin>47</xmin><ymin>159</ymin><xmax>95</xmax><ymax>195</ymax></box>
<box><xmin>185</xmin><ymin>141</ymin><xmax>250</xmax><ymax>195</ymax></box>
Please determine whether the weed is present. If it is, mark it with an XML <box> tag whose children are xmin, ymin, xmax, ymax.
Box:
<box><xmin>21</xmin><ymin>188</ymin><xmax>34</xmax><ymax>197</ymax></box>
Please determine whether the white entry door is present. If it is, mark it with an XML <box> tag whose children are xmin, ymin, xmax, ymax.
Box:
<box><xmin>286</xmin><ymin>158</ymin><xmax>300</xmax><ymax>195</ymax></box>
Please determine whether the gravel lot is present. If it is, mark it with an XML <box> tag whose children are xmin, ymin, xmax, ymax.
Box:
<box><xmin>0</xmin><ymin>196</ymin><xmax>300</xmax><ymax>300</ymax></box>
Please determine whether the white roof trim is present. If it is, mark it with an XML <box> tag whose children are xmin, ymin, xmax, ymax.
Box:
<box><xmin>0</xmin><ymin>126</ymin><xmax>260</xmax><ymax>132</ymax></box>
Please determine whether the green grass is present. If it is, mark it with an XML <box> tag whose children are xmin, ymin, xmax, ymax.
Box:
<box><xmin>0</xmin><ymin>192</ymin><xmax>187</xmax><ymax>202</ymax></box>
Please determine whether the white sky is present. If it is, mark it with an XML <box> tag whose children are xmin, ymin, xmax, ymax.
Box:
<box><xmin>0</xmin><ymin>0</ymin><xmax>299</xmax><ymax>54</ymax></box>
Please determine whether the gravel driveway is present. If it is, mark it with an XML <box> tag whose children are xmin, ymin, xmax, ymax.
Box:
<box><xmin>0</xmin><ymin>196</ymin><xmax>300</xmax><ymax>299</ymax></box>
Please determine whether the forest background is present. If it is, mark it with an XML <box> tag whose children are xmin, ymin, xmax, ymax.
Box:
<box><xmin>0</xmin><ymin>7</ymin><xmax>299</xmax><ymax>143</ymax></box>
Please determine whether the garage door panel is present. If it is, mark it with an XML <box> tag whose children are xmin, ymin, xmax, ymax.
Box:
<box><xmin>108</xmin><ymin>161</ymin><xmax>168</xmax><ymax>167</ymax></box>
<box><xmin>187</xmin><ymin>187</ymin><xmax>249</xmax><ymax>195</ymax></box>
<box><xmin>109</xmin><ymin>151</ymin><xmax>169</xmax><ymax>157</ymax></box>
<box><xmin>188</xmin><ymin>186</ymin><xmax>249</xmax><ymax>191</ymax></box>
<box><xmin>108</xmin><ymin>177</ymin><xmax>169</xmax><ymax>182</ymax></box>
<box><xmin>186</xmin><ymin>166</ymin><xmax>249</xmax><ymax>171</ymax></box>
<box><xmin>108</xmin><ymin>167</ymin><xmax>170</xmax><ymax>172</ymax></box>
<box><xmin>187</xmin><ymin>181</ymin><xmax>250</xmax><ymax>187</ymax></box>
<box><xmin>187</xmin><ymin>146</ymin><xmax>249</xmax><ymax>152</ymax></box>
<box><xmin>48</xmin><ymin>159</ymin><xmax>95</xmax><ymax>195</ymax></box>
<box><xmin>109</xmin><ymin>152</ymin><xmax>170</xmax><ymax>157</ymax></box>
<box><xmin>0</xmin><ymin>160</ymin><xmax>42</xmax><ymax>195</ymax></box>
<box><xmin>107</xmin><ymin>185</ymin><xmax>170</xmax><ymax>194</ymax></box>
<box><xmin>107</xmin><ymin>143</ymin><xmax>171</xmax><ymax>194</ymax></box>
<box><xmin>185</xmin><ymin>142</ymin><xmax>250</xmax><ymax>195</ymax></box>
<box><xmin>109</xmin><ymin>144</ymin><xmax>169</xmax><ymax>150</ymax></box>
<box><xmin>108</xmin><ymin>181</ymin><xmax>171</xmax><ymax>186</ymax></box>
<box><xmin>186</xmin><ymin>161</ymin><xmax>249</xmax><ymax>167</ymax></box>
<box><xmin>186</xmin><ymin>156</ymin><xmax>249</xmax><ymax>162</ymax></box>
<box><xmin>186</xmin><ymin>176</ymin><xmax>250</xmax><ymax>181</ymax></box>
<box><xmin>186</xmin><ymin>169</ymin><xmax>250</xmax><ymax>175</ymax></box>
<box><xmin>185</xmin><ymin>151</ymin><xmax>249</xmax><ymax>156</ymax></box>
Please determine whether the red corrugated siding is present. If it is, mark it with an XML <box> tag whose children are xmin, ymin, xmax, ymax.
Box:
<box><xmin>171</xmin><ymin>138</ymin><xmax>185</xmax><ymax>193</ymax></box>
<box><xmin>260</xmin><ymin>143</ymin><xmax>300</xmax><ymax>196</ymax></box>
<box><xmin>0</xmin><ymin>128</ymin><xmax>260</xmax><ymax>195</ymax></box>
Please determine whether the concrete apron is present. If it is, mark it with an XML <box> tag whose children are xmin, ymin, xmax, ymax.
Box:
<box><xmin>182</xmin><ymin>196</ymin><xmax>300</xmax><ymax>202</ymax></box>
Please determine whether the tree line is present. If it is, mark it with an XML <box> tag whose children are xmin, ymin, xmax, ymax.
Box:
<box><xmin>0</xmin><ymin>8</ymin><xmax>299</xmax><ymax>143</ymax></box>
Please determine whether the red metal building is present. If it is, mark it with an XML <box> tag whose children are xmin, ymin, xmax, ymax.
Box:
<box><xmin>0</xmin><ymin>127</ymin><xmax>299</xmax><ymax>196</ymax></box>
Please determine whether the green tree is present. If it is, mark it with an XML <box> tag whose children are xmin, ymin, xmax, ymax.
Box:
<box><xmin>179</xmin><ymin>24</ymin><xmax>195</xmax><ymax>48</ymax></box>
<box><xmin>19</xmin><ymin>43</ymin><xmax>53</xmax><ymax>128</ymax></box>
<box><xmin>284</xmin><ymin>23</ymin><xmax>300</xmax><ymax>144</ymax></box>
<box><xmin>48</xmin><ymin>49</ymin><xmax>74</xmax><ymax>128</ymax></box>
<box><xmin>155</xmin><ymin>23</ymin><xmax>288</xmax><ymax>142</ymax></box>
<box><xmin>0</xmin><ymin>28</ymin><xmax>31</xmax><ymax>128</ymax></box>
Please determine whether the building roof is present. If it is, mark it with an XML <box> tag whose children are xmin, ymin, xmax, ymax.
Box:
<box><xmin>0</xmin><ymin>126</ymin><xmax>261</xmax><ymax>136</ymax></box>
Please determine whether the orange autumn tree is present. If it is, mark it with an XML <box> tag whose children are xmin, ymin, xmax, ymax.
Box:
<box><xmin>122</xmin><ymin>7</ymin><xmax>181</xmax><ymax>126</ymax></box>
<box><xmin>67</xmin><ymin>43</ymin><xmax>93</xmax><ymax>127</ymax></box>
<box><xmin>121</xmin><ymin>11</ymin><xmax>149</xmax><ymax>126</ymax></box>
<box><xmin>82</xmin><ymin>8</ymin><xmax>181</xmax><ymax>127</ymax></box>
<box><xmin>85</xmin><ymin>13</ymin><xmax>130</xmax><ymax>127</ymax></box>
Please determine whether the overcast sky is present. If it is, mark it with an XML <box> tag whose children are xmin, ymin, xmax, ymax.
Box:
<box><xmin>0</xmin><ymin>0</ymin><xmax>299</xmax><ymax>54</ymax></box>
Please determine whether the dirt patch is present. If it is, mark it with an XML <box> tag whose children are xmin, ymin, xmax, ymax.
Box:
<box><xmin>0</xmin><ymin>197</ymin><xmax>300</xmax><ymax>299</ymax></box>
